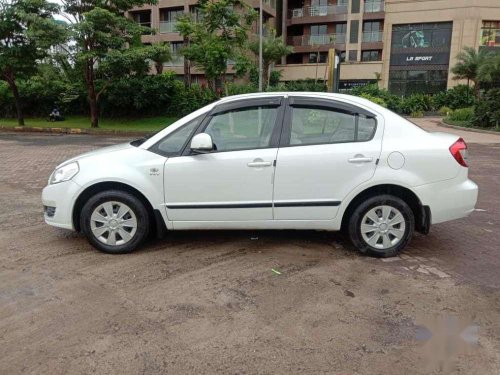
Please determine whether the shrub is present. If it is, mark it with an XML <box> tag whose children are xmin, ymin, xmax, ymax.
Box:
<box><xmin>438</xmin><ymin>106</ymin><xmax>453</xmax><ymax>116</ymax></box>
<box><xmin>473</xmin><ymin>88</ymin><xmax>500</xmax><ymax>128</ymax></box>
<box><xmin>398</xmin><ymin>94</ymin><xmax>431</xmax><ymax>115</ymax></box>
<box><xmin>410</xmin><ymin>110</ymin><xmax>424</xmax><ymax>118</ymax></box>
<box><xmin>449</xmin><ymin>107</ymin><xmax>474</xmax><ymax>122</ymax></box>
<box><xmin>432</xmin><ymin>84</ymin><xmax>475</xmax><ymax>110</ymax></box>
<box><xmin>349</xmin><ymin>84</ymin><xmax>400</xmax><ymax>112</ymax></box>
<box><xmin>359</xmin><ymin>93</ymin><xmax>387</xmax><ymax>107</ymax></box>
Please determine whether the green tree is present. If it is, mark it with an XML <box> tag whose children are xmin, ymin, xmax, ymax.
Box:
<box><xmin>478</xmin><ymin>52</ymin><xmax>500</xmax><ymax>86</ymax></box>
<box><xmin>0</xmin><ymin>0</ymin><xmax>66</xmax><ymax>125</ymax></box>
<box><xmin>60</xmin><ymin>0</ymin><xmax>156</xmax><ymax>127</ymax></box>
<box><xmin>451</xmin><ymin>46</ymin><xmax>490</xmax><ymax>98</ymax></box>
<box><xmin>146</xmin><ymin>42</ymin><xmax>172</xmax><ymax>75</ymax></box>
<box><xmin>176</xmin><ymin>0</ymin><xmax>257</xmax><ymax>90</ymax></box>
<box><xmin>249</xmin><ymin>31</ymin><xmax>292</xmax><ymax>89</ymax></box>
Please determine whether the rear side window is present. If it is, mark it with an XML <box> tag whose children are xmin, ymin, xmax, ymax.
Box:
<box><xmin>288</xmin><ymin>106</ymin><xmax>376</xmax><ymax>146</ymax></box>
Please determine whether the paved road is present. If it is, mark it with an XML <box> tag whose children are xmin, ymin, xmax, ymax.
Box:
<box><xmin>0</xmin><ymin>128</ymin><xmax>499</xmax><ymax>374</ymax></box>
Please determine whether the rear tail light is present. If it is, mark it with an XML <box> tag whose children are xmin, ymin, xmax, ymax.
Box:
<box><xmin>449</xmin><ymin>138</ymin><xmax>468</xmax><ymax>167</ymax></box>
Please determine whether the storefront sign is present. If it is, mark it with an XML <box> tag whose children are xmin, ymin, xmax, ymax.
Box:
<box><xmin>390</xmin><ymin>52</ymin><xmax>450</xmax><ymax>66</ymax></box>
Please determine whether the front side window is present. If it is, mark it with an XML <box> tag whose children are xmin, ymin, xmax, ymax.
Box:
<box><xmin>288</xmin><ymin>106</ymin><xmax>376</xmax><ymax>146</ymax></box>
<box><xmin>152</xmin><ymin>116</ymin><xmax>202</xmax><ymax>156</ymax></box>
<box><xmin>204</xmin><ymin>106</ymin><xmax>278</xmax><ymax>152</ymax></box>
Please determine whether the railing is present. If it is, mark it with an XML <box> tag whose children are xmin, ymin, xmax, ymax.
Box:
<box><xmin>364</xmin><ymin>0</ymin><xmax>384</xmax><ymax>13</ymax></box>
<box><xmin>289</xmin><ymin>5</ymin><xmax>348</xmax><ymax>18</ymax></box>
<box><xmin>159</xmin><ymin>21</ymin><xmax>177</xmax><ymax>33</ymax></box>
<box><xmin>362</xmin><ymin>31</ymin><xmax>383</xmax><ymax>42</ymax></box>
<box><xmin>262</xmin><ymin>0</ymin><xmax>276</xmax><ymax>9</ymax></box>
<box><xmin>164</xmin><ymin>54</ymin><xmax>184</xmax><ymax>67</ymax></box>
<box><xmin>288</xmin><ymin>33</ymin><xmax>346</xmax><ymax>46</ymax></box>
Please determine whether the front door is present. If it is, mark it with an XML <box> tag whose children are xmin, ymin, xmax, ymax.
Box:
<box><xmin>273</xmin><ymin>97</ymin><xmax>383</xmax><ymax>220</ymax></box>
<box><xmin>164</xmin><ymin>97</ymin><xmax>284</xmax><ymax>222</ymax></box>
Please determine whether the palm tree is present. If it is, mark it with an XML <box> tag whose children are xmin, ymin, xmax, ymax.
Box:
<box><xmin>478</xmin><ymin>53</ymin><xmax>500</xmax><ymax>86</ymax></box>
<box><xmin>147</xmin><ymin>42</ymin><xmax>172</xmax><ymax>75</ymax></box>
<box><xmin>249</xmin><ymin>30</ymin><xmax>293</xmax><ymax>89</ymax></box>
<box><xmin>451</xmin><ymin>47</ymin><xmax>489</xmax><ymax>98</ymax></box>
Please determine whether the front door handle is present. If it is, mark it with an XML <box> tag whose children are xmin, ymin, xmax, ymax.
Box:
<box><xmin>348</xmin><ymin>156</ymin><xmax>373</xmax><ymax>163</ymax></box>
<box><xmin>247</xmin><ymin>161</ymin><xmax>272</xmax><ymax>168</ymax></box>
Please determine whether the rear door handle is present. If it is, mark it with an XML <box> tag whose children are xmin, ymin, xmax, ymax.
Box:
<box><xmin>247</xmin><ymin>161</ymin><xmax>272</xmax><ymax>168</ymax></box>
<box><xmin>348</xmin><ymin>156</ymin><xmax>373</xmax><ymax>163</ymax></box>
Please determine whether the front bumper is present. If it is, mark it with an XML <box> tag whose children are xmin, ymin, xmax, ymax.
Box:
<box><xmin>41</xmin><ymin>180</ymin><xmax>81</xmax><ymax>230</ymax></box>
<box><xmin>413</xmin><ymin>175</ymin><xmax>478</xmax><ymax>224</ymax></box>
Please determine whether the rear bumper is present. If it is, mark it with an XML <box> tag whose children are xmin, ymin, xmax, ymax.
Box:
<box><xmin>41</xmin><ymin>180</ymin><xmax>81</xmax><ymax>230</ymax></box>
<box><xmin>413</xmin><ymin>174</ymin><xmax>478</xmax><ymax>224</ymax></box>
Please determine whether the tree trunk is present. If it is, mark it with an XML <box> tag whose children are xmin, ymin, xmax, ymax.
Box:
<box><xmin>3</xmin><ymin>69</ymin><xmax>24</xmax><ymax>126</ymax></box>
<box><xmin>155</xmin><ymin>61</ymin><xmax>163</xmax><ymax>75</ymax></box>
<box><xmin>262</xmin><ymin>65</ymin><xmax>269</xmax><ymax>90</ymax></box>
<box><xmin>84</xmin><ymin>58</ymin><xmax>99</xmax><ymax>128</ymax></box>
<box><xmin>183</xmin><ymin>36</ymin><xmax>191</xmax><ymax>88</ymax></box>
<box><xmin>473</xmin><ymin>80</ymin><xmax>481</xmax><ymax>99</ymax></box>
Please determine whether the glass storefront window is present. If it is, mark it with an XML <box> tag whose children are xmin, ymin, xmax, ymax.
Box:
<box><xmin>480</xmin><ymin>21</ymin><xmax>500</xmax><ymax>47</ymax></box>
<box><xmin>388</xmin><ymin>70</ymin><xmax>448</xmax><ymax>96</ymax></box>
<box><xmin>391</xmin><ymin>22</ymin><xmax>452</xmax><ymax>49</ymax></box>
<box><xmin>361</xmin><ymin>50</ymin><xmax>381</xmax><ymax>61</ymax></box>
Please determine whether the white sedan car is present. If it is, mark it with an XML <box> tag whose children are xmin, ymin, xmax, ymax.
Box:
<box><xmin>42</xmin><ymin>93</ymin><xmax>478</xmax><ymax>257</ymax></box>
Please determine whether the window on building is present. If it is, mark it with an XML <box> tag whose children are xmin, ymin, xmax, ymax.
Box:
<box><xmin>351</xmin><ymin>0</ymin><xmax>360</xmax><ymax>13</ymax></box>
<box><xmin>160</xmin><ymin>8</ymin><xmax>184</xmax><ymax>33</ymax></box>
<box><xmin>349</xmin><ymin>50</ymin><xmax>358</xmax><ymax>62</ymax></box>
<box><xmin>363</xmin><ymin>22</ymin><xmax>383</xmax><ymax>42</ymax></box>
<box><xmin>130</xmin><ymin>11</ymin><xmax>151</xmax><ymax>29</ymax></box>
<box><xmin>480</xmin><ymin>21</ymin><xmax>500</xmax><ymax>47</ymax></box>
<box><xmin>335</xmin><ymin>23</ymin><xmax>347</xmax><ymax>35</ymax></box>
<box><xmin>364</xmin><ymin>0</ymin><xmax>384</xmax><ymax>13</ymax></box>
<box><xmin>361</xmin><ymin>50</ymin><xmax>381</xmax><ymax>61</ymax></box>
<box><xmin>308</xmin><ymin>52</ymin><xmax>328</xmax><ymax>64</ymax></box>
<box><xmin>164</xmin><ymin>42</ymin><xmax>184</xmax><ymax>66</ymax></box>
<box><xmin>350</xmin><ymin>20</ymin><xmax>359</xmax><ymax>43</ymax></box>
<box><xmin>311</xmin><ymin>24</ymin><xmax>328</xmax><ymax>35</ymax></box>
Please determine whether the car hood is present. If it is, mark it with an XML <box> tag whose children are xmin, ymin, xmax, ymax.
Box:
<box><xmin>56</xmin><ymin>142</ymin><xmax>134</xmax><ymax>168</ymax></box>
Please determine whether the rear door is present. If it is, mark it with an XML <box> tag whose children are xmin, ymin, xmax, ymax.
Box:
<box><xmin>273</xmin><ymin>97</ymin><xmax>383</xmax><ymax>220</ymax></box>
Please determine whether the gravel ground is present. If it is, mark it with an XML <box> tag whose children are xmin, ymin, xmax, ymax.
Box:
<box><xmin>0</xmin><ymin>129</ymin><xmax>499</xmax><ymax>374</ymax></box>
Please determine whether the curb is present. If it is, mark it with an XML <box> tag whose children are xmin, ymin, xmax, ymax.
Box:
<box><xmin>0</xmin><ymin>125</ymin><xmax>155</xmax><ymax>137</ymax></box>
<box><xmin>438</xmin><ymin>121</ymin><xmax>500</xmax><ymax>135</ymax></box>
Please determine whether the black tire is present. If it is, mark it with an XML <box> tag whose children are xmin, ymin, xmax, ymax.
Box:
<box><xmin>347</xmin><ymin>194</ymin><xmax>414</xmax><ymax>257</ymax></box>
<box><xmin>80</xmin><ymin>190</ymin><xmax>150</xmax><ymax>254</ymax></box>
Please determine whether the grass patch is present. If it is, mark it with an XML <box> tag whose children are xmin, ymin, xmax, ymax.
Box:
<box><xmin>443</xmin><ymin>117</ymin><xmax>500</xmax><ymax>132</ymax></box>
<box><xmin>0</xmin><ymin>115</ymin><xmax>179</xmax><ymax>132</ymax></box>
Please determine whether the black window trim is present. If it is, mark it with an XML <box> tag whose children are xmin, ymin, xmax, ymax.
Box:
<box><xmin>180</xmin><ymin>96</ymin><xmax>287</xmax><ymax>156</ymax></box>
<box><xmin>279</xmin><ymin>97</ymin><xmax>378</xmax><ymax>148</ymax></box>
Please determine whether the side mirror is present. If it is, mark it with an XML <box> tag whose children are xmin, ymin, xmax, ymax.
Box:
<box><xmin>190</xmin><ymin>133</ymin><xmax>214</xmax><ymax>153</ymax></box>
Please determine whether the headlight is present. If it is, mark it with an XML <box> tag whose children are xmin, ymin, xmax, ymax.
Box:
<box><xmin>49</xmin><ymin>162</ymin><xmax>79</xmax><ymax>184</ymax></box>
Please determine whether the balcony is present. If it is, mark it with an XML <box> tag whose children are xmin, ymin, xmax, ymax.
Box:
<box><xmin>262</xmin><ymin>0</ymin><xmax>276</xmax><ymax>9</ymax></box>
<box><xmin>362</xmin><ymin>31</ymin><xmax>383</xmax><ymax>43</ymax></box>
<box><xmin>289</xmin><ymin>5</ymin><xmax>348</xmax><ymax>19</ymax></box>
<box><xmin>288</xmin><ymin>33</ymin><xmax>346</xmax><ymax>52</ymax></box>
<box><xmin>364</xmin><ymin>0</ymin><xmax>384</xmax><ymax>13</ymax></box>
<box><xmin>159</xmin><ymin>21</ymin><xmax>177</xmax><ymax>33</ymax></box>
<box><xmin>164</xmin><ymin>54</ymin><xmax>184</xmax><ymax>67</ymax></box>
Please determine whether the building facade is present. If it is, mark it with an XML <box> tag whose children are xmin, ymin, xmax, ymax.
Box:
<box><xmin>130</xmin><ymin>0</ymin><xmax>500</xmax><ymax>95</ymax></box>
<box><xmin>279</xmin><ymin>0</ymin><xmax>500</xmax><ymax>94</ymax></box>
<box><xmin>128</xmin><ymin>0</ymin><xmax>277</xmax><ymax>84</ymax></box>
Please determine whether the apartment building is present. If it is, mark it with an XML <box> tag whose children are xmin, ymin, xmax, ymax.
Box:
<box><xmin>278</xmin><ymin>0</ymin><xmax>500</xmax><ymax>95</ymax></box>
<box><xmin>129</xmin><ymin>0</ymin><xmax>500</xmax><ymax>95</ymax></box>
<box><xmin>128</xmin><ymin>0</ymin><xmax>277</xmax><ymax>83</ymax></box>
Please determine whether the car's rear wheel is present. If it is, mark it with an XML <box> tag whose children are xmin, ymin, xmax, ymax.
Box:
<box><xmin>348</xmin><ymin>195</ymin><xmax>414</xmax><ymax>257</ymax></box>
<box><xmin>80</xmin><ymin>190</ymin><xmax>150</xmax><ymax>254</ymax></box>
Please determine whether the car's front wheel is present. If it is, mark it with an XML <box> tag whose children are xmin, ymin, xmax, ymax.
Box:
<box><xmin>80</xmin><ymin>190</ymin><xmax>150</xmax><ymax>254</ymax></box>
<box><xmin>348</xmin><ymin>195</ymin><xmax>414</xmax><ymax>257</ymax></box>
